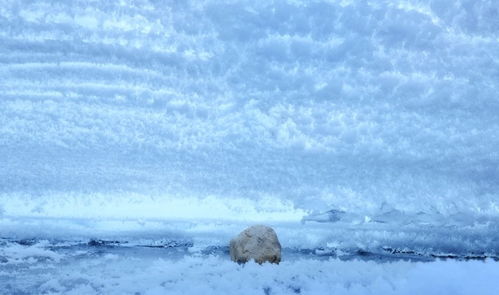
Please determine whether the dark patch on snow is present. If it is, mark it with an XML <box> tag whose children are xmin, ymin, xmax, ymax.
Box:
<box><xmin>87</xmin><ymin>239</ymin><xmax>121</xmax><ymax>247</ymax></box>
<box><xmin>14</xmin><ymin>239</ymin><xmax>38</xmax><ymax>246</ymax></box>
<box><xmin>288</xmin><ymin>286</ymin><xmax>301</xmax><ymax>294</ymax></box>
<box><xmin>355</xmin><ymin>249</ymin><xmax>372</xmax><ymax>256</ymax></box>
<box><xmin>142</xmin><ymin>240</ymin><xmax>193</xmax><ymax>249</ymax></box>
<box><xmin>381</xmin><ymin>246</ymin><xmax>499</xmax><ymax>261</ymax></box>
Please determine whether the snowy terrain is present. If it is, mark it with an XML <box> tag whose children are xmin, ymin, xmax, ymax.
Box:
<box><xmin>2</xmin><ymin>240</ymin><xmax>498</xmax><ymax>295</ymax></box>
<box><xmin>1</xmin><ymin>0</ymin><xmax>499</xmax><ymax>293</ymax></box>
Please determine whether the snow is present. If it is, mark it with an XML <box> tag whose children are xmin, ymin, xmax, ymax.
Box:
<box><xmin>1</xmin><ymin>0</ymin><xmax>499</xmax><ymax>293</ymax></box>
<box><xmin>1</xmin><ymin>241</ymin><xmax>498</xmax><ymax>295</ymax></box>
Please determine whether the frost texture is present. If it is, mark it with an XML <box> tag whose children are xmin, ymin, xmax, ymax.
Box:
<box><xmin>1</xmin><ymin>0</ymin><xmax>499</xmax><ymax>262</ymax></box>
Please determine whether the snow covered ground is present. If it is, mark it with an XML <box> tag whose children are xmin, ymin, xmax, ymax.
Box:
<box><xmin>1</xmin><ymin>240</ymin><xmax>498</xmax><ymax>295</ymax></box>
<box><xmin>1</xmin><ymin>216</ymin><xmax>498</xmax><ymax>294</ymax></box>
<box><xmin>1</xmin><ymin>0</ymin><xmax>499</xmax><ymax>293</ymax></box>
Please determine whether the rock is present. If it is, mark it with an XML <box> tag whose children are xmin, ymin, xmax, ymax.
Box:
<box><xmin>229</xmin><ymin>225</ymin><xmax>281</xmax><ymax>264</ymax></box>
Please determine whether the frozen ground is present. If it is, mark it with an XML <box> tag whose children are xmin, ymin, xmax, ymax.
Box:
<box><xmin>1</xmin><ymin>217</ymin><xmax>499</xmax><ymax>294</ymax></box>
<box><xmin>1</xmin><ymin>0</ymin><xmax>499</xmax><ymax>293</ymax></box>
<box><xmin>1</xmin><ymin>239</ymin><xmax>499</xmax><ymax>295</ymax></box>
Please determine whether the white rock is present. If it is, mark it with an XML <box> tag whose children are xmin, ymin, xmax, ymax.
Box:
<box><xmin>229</xmin><ymin>225</ymin><xmax>281</xmax><ymax>264</ymax></box>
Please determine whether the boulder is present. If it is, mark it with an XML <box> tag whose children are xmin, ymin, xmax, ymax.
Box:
<box><xmin>229</xmin><ymin>225</ymin><xmax>281</xmax><ymax>264</ymax></box>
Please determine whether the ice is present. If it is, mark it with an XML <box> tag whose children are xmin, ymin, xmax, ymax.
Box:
<box><xmin>1</xmin><ymin>0</ymin><xmax>499</xmax><ymax>293</ymax></box>
<box><xmin>1</xmin><ymin>241</ymin><xmax>498</xmax><ymax>295</ymax></box>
